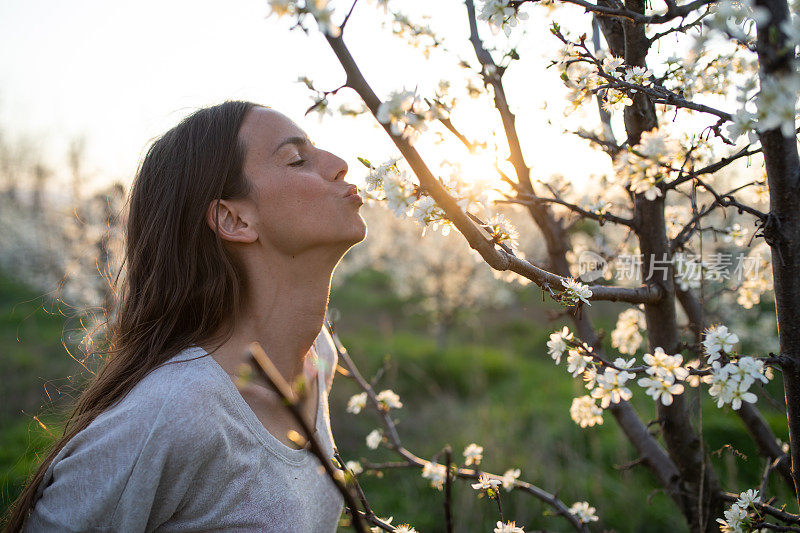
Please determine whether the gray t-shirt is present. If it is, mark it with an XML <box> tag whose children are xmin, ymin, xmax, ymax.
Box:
<box><xmin>24</xmin><ymin>328</ymin><xmax>344</xmax><ymax>532</ymax></box>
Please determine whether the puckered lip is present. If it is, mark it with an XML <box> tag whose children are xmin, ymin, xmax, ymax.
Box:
<box><xmin>343</xmin><ymin>184</ymin><xmax>359</xmax><ymax>198</ymax></box>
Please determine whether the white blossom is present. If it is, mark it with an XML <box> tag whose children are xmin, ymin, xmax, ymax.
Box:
<box><xmin>376</xmin><ymin>389</ymin><xmax>403</xmax><ymax>409</ymax></box>
<box><xmin>716</xmin><ymin>502</ymin><xmax>748</xmax><ymax>532</ymax></box>
<box><xmin>478</xmin><ymin>0</ymin><xmax>529</xmax><ymax>37</ymax></box>
<box><xmin>471</xmin><ymin>473</ymin><xmax>502</xmax><ymax>491</ymax></box>
<box><xmin>501</xmin><ymin>468</ymin><xmax>520</xmax><ymax>490</ymax></box>
<box><xmin>737</xmin><ymin>488</ymin><xmax>760</xmax><ymax>508</ymax></box>
<box><xmin>726</xmin><ymin>109</ymin><xmax>758</xmax><ymax>143</ymax></box>
<box><xmin>643</xmin><ymin>347</ymin><xmax>690</xmax><ymax>383</ymax></box>
<box><xmin>347</xmin><ymin>392</ymin><xmax>368</xmax><ymax>414</ymax></box>
<box><xmin>702</xmin><ymin>324</ymin><xmax>740</xmax><ymax>363</ymax></box>
<box><xmin>570</xmin><ymin>395</ymin><xmax>604</xmax><ymax>428</ymax></box>
<box><xmin>567</xmin><ymin>348</ymin><xmax>593</xmax><ymax>377</ymax></box>
<box><xmin>724</xmin><ymin>223</ymin><xmax>749</xmax><ymax>247</ymax></box>
<box><xmin>547</xmin><ymin>326</ymin><xmax>574</xmax><ymax>365</ymax></box>
<box><xmin>305</xmin><ymin>0</ymin><xmax>341</xmax><ymax>37</ymax></box>
<box><xmin>602</xmin><ymin>88</ymin><xmax>634</xmax><ymax>111</ymax></box>
<box><xmin>366</xmin><ymin>429</ymin><xmax>382</xmax><ymax>449</ymax></box>
<box><xmin>611</xmin><ymin>308</ymin><xmax>646</xmax><ymax>355</ymax></box>
<box><xmin>485</xmin><ymin>213</ymin><xmax>520</xmax><ymax>249</ymax></box>
<box><xmin>755</xmin><ymin>73</ymin><xmax>800</xmax><ymax>137</ymax></box>
<box><xmin>637</xmin><ymin>375</ymin><xmax>685</xmax><ymax>405</ymax></box>
<box><xmin>569</xmin><ymin>501</ymin><xmax>600</xmax><ymax>523</ymax></box>
<box><xmin>706</xmin><ymin>361</ymin><xmax>759</xmax><ymax>410</ymax></box>
<box><xmin>463</xmin><ymin>443</ymin><xmax>484</xmax><ymax>466</ymax></box>
<box><xmin>494</xmin><ymin>521</ymin><xmax>525</xmax><ymax>533</ymax></box>
<box><xmin>623</xmin><ymin>65</ymin><xmax>653</xmax><ymax>86</ymax></box>
<box><xmin>422</xmin><ymin>462</ymin><xmax>447</xmax><ymax>490</ymax></box>
<box><xmin>591</xmin><ymin>367</ymin><xmax>633</xmax><ymax>408</ymax></box>
<box><xmin>602</xmin><ymin>55</ymin><xmax>624</xmax><ymax>74</ymax></box>
<box><xmin>364</xmin><ymin>157</ymin><xmax>402</xmax><ymax>192</ymax></box>
<box><xmin>376</xmin><ymin>89</ymin><xmax>434</xmax><ymax>142</ymax></box>
<box><xmin>346</xmin><ymin>460</ymin><xmax>363</xmax><ymax>475</ymax></box>
<box><xmin>561</xmin><ymin>278</ymin><xmax>593</xmax><ymax>306</ymax></box>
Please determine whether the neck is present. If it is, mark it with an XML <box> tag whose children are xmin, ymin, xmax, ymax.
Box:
<box><xmin>206</xmin><ymin>246</ymin><xmax>341</xmax><ymax>385</ymax></box>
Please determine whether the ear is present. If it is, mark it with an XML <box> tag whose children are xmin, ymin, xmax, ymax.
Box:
<box><xmin>206</xmin><ymin>198</ymin><xmax>258</xmax><ymax>243</ymax></box>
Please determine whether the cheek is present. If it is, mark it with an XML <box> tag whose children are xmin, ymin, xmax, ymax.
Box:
<box><xmin>255</xmin><ymin>175</ymin><xmax>335</xmax><ymax>247</ymax></box>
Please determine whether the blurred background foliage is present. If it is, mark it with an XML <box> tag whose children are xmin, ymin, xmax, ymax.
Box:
<box><xmin>1</xmin><ymin>258</ymin><xmax>791</xmax><ymax>531</ymax></box>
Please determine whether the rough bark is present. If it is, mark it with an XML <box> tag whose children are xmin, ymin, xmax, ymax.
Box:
<box><xmin>619</xmin><ymin>0</ymin><xmax>725</xmax><ymax>529</ymax></box>
<box><xmin>754</xmin><ymin>0</ymin><xmax>800</xmax><ymax>507</ymax></box>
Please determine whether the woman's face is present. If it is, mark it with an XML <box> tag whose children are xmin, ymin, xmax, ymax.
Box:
<box><xmin>236</xmin><ymin>106</ymin><xmax>366</xmax><ymax>256</ymax></box>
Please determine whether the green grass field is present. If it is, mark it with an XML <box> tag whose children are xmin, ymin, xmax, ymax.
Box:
<box><xmin>1</xmin><ymin>267</ymin><xmax>794</xmax><ymax>531</ymax></box>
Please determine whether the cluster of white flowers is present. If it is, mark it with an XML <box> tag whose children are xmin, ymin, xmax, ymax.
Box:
<box><xmin>360</xmin><ymin>157</ymin><xmax>418</xmax><ymax>217</ymax></box>
<box><xmin>726</xmin><ymin>108</ymin><xmax>759</xmax><ymax>143</ymax></box>
<box><xmin>705</xmin><ymin>356</ymin><xmax>770</xmax><ymax>409</ymax></box>
<box><xmin>478</xmin><ymin>0</ymin><xmax>529</xmax><ymax>37</ymax></box>
<box><xmin>421</xmin><ymin>461</ymin><xmax>447</xmax><ymax>490</ymax></box>
<box><xmin>494</xmin><ymin>521</ymin><xmax>525</xmax><ymax>533</ymax></box>
<box><xmin>267</xmin><ymin>0</ymin><xmax>341</xmax><ymax>37</ymax></box>
<box><xmin>347</xmin><ymin>392</ymin><xmax>367</xmax><ymax>414</ymax></box>
<box><xmin>547</xmin><ymin>326</ymin><xmax>574</xmax><ymax>365</ymax></box>
<box><xmin>471</xmin><ymin>473</ymin><xmax>502</xmax><ymax>493</ymax></box>
<box><xmin>563</xmin><ymin>63</ymin><xmax>600</xmax><ymax>113</ymax></box>
<box><xmin>364</xmin><ymin>157</ymin><xmax>402</xmax><ymax>192</ymax></box>
<box><xmin>701</xmin><ymin>324</ymin><xmax>772</xmax><ymax>410</ymax></box>
<box><xmin>724</xmin><ymin>223</ymin><xmax>749</xmax><ymax>247</ymax></box>
<box><xmin>717</xmin><ymin>489</ymin><xmax>760</xmax><ymax>532</ymax></box>
<box><xmin>570</xmin><ymin>395</ymin><xmax>604</xmax><ymax>427</ymax></box>
<box><xmin>394</xmin><ymin>525</ymin><xmax>418</xmax><ymax>533</ymax></box>
<box><xmin>484</xmin><ymin>213</ymin><xmax>520</xmax><ymax>249</ymax></box>
<box><xmin>566</xmin><ymin>346</ymin><xmax>594</xmax><ymax>377</ymax></box>
<box><xmin>703</xmin><ymin>324</ymin><xmax>740</xmax><ymax>363</ymax></box>
<box><xmin>754</xmin><ymin>73</ymin><xmax>800</xmax><ymax>138</ymax></box>
<box><xmin>366</xmin><ymin>429</ymin><xmax>382</xmax><ymax>449</ymax></box>
<box><xmin>376</xmin><ymin>89</ymin><xmax>440</xmax><ymax>143</ymax></box>
<box><xmin>501</xmin><ymin>468</ymin><xmax>520</xmax><ymax>490</ymax></box>
<box><xmin>590</xmin><ymin>359</ymin><xmax>635</xmax><ymax>408</ymax></box>
<box><xmin>568</xmin><ymin>501</ymin><xmax>600</xmax><ymax>523</ymax></box>
<box><xmin>360</xmin><ymin>157</ymin><xmax>462</xmax><ymax>235</ymax></box>
<box><xmin>376</xmin><ymin>389</ymin><xmax>403</xmax><ymax>410</ymax></box>
<box><xmin>560</xmin><ymin>278</ymin><xmax>593</xmax><ymax>306</ymax></box>
<box><xmin>638</xmin><ymin>347</ymin><xmax>689</xmax><ymax>405</ymax></box>
<box><xmin>611</xmin><ymin>308</ymin><xmax>646</xmax><ymax>355</ymax></box>
<box><xmin>556</xmin><ymin>48</ymin><xmax>658</xmax><ymax>113</ymax></box>
<box><xmin>613</xmin><ymin>128</ymin><xmax>679</xmax><ymax>200</ymax></box>
<box><xmin>623</xmin><ymin>65</ymin><xmax>653</xmax><ymax>87</ymax></box>
<box><xmin>463</xmin><ymin>443</ymin><xmax>483</xmax><ymax>466</ymax></box>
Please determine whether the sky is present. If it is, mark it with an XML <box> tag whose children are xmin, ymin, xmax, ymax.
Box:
<box><xmin>0</xmin><ymin>0</ymin><xmax>618</xmax><ymax>200</ymax></box>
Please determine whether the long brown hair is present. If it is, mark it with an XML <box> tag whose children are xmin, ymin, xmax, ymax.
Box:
<box><xmin>3</xmin><ymin>100</ymin><xmax>258</xmax><ymax>531</ymax></box>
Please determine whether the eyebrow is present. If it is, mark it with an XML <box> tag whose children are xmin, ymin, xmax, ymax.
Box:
<box><xmin>272</xmin><ymin>135</ymin><xmax>313</xmax><ymax>156</ymax></box>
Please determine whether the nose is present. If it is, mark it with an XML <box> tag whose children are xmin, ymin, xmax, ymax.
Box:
<box><xmin>324</xmin><ymin>150</ymin><xmax>348</xmax><ymax>182</ymax></box>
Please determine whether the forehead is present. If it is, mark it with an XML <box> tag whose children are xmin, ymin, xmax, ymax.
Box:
<box><xmin>238</xmin><ymin>106</ymin><xmax>308</xmax><ymax>159</ymax></box>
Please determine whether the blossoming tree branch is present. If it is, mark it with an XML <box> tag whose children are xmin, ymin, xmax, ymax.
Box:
<box><xmin>268</xmin><ymin>0</ymin><xmax>800</xmax><ymax>530</ymax></box>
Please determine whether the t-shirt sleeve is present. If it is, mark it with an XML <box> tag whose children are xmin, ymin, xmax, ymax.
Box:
<box><xmin>24</xmin><ymin>365</ymin><xmax>224</xmax><ymax>533</ymax></box>
<box><xmin>315</xmin><ymin>325</ymin><xmax>339</xmax><ymax>393</ymax></box>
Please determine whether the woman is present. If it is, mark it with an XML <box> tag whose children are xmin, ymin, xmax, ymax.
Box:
<box><xmin>4</xmin><ymin>101</ymin><xmax>366</xmax><ymax>532</ymax></box>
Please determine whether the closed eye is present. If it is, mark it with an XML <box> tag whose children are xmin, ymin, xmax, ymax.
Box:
<box><xmin>289</xmin><ymin>159</ymin><xmax>306</xmax><ymax>167</ymax></box>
